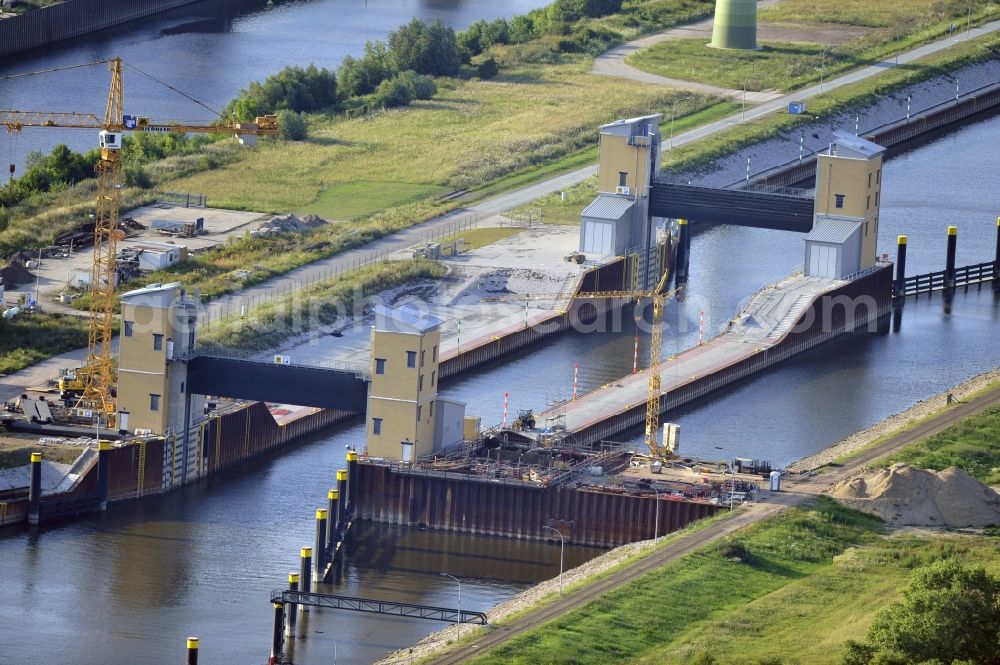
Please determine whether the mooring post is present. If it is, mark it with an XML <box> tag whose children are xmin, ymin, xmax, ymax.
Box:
<box><xmin>994</xmin><ymin>217</ymin><xmax>999</xmax><ymax>287</ymax></box>
<box><xmin>286</xmin><ymin>573</ymin><xmax>299</xmax><ymax>636</ymax></box>
<box><xmin>347</xmin><ymin>450</ymin><xmax>359</xmax><ymax>516</ymax></box>
<box><xmin>314</xmin><ymin>509</ymin><xmax>328</xmax><ymax>577</ymax></box>
<box><xmin>270</xmin><ymin>602</ymin><xmax>285</xmax><ymax>664</ymax></box>
<box><xmin>97</xmin><ymin>441</ymin><xmax>111</xmax><ymax>511</ymax></box>
<box><xmin>327</xmin><ymin>488</ymin><xmax>340</xmax><ymax>548</ymax></box>
<box><xmin>894</xmin><ymin>235</ymin><xmax>908</xmax><ymax>298</ymax></box>
<box><xmin>676</xmin><ymin>219</ymin><xmax>690</xmax><ymax>284</ymax></box>
<box><xmin>336</xmin><ymin>469</ymin><xmax>348</xmax><ymax>531</ymax></box>
<box><xmin>299</xmin><ymin>547</ymin><xmax>312</xmax><ymax>612</ymax></box>
<box><xmin>945</xmin><ymin>225</ymin><xmax>958</xmax><ymax>290</ymax></box>
<box><xmin>27</xmin><ymin>452</ymin><xmax>42</xmax><ymax>525</ymax></box>
<box><xmin>186</xmin><ymin>637</ymin><xmax>199</xmax><ymax>665</ymax></box>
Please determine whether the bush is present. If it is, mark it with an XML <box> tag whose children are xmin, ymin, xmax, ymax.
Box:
<box><xmin>476</xmin><ymin>57</ymin><xmax>500</xmax><ymax>80</ymax></box>
<box><xmin>373</xmin><ymin>77</ymin><xmax>413</xmax><ymax>109</ymax></box>
<box><xmin>224</xmin><ymin>64</ymin><xmax>338</xmax><ymax>121</ymax></box>
<box><xmin>276</xmin><ymin>110</ymin><xmax>309</xmax><ymax>141</ymax></box>
<box><xmin>396</xmin><ymin>70</ymin><xmax>437</xmax><ymax>100</ymax></box>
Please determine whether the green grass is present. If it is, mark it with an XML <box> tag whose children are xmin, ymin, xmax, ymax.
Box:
<box><xmin>302</xmin><ymin>181</ymin><xmax>449</xmax><ymax>220</ymax></box>
<box><xmin>629</xmin><ymin>39</ymin><xmax>859</xmax><ymax>92</ymax></box>
<box><xmin>0</xmin><ymin>312</ymin><xmax>90</xmax><ymax>375</ymax></box>
<box><xmin>197</xmin><ymin>258</ymin><xmax>445</xmax><ymax>351</ymax></box>
<box><xmin>466</xmin><ymin>498</ymin><xmax>1000</xmax><ymax>665</ymax></box>
<box><xmin>879</xmin><ymin>405</ymin><xmax>1000</xmax><ymax>485</ymax></box>
<box><xmin>438</xmin><ymin>226</ymin><xmax>525</xmax><ymax>252</ymax></box>
<box><xmin>628</xmin><ymin>0</ymin><xmax>998</xmax><ymax>93</ymax></box>
<box><xmin>169</xmin><ymin>66</ymin><xmax>719</xmax><ymax>213</ymax></box>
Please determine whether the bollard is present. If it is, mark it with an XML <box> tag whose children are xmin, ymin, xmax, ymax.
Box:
<box><xmin>894</xmin><ymin>235</ymin><xmax>908</xmax><ymax>298</ymax></box>
<box><xmin>27</xmin><ymin>452</ymin><xmax>42</xmax><ymax>525</ymax></box>
<box><xmin>286</xmin><ymin>573</ymin><xmax>299</xmax><ymax>636</ymax></box>
<box><xmin>347</xmin><ymin>449</ymin><xmax>358</xmax><ymax>515</ymax></box>
<box><xmin>270</xmin><ymin>602</ymin><xmax>285</xmax><ymax>664</ymax></box>
<box><xmin>299</xmin><ymin>547</ymin><xmax>312</xmax><ymax>612</ymax></box>
<box><xmin>186</xmin><ymin>637</ymin><xmax>199</xmax><ymax>665</ymax></box>
<box><xmin>676</xmin><ymin>219</ymin><xmax>690</xmax><ymax>284</ymax></box>
<box><xmin>314</xmin><ymin>509</ymin><xmax>328</xmax><ymax>578</ymax></box>
<box><xmin>327</xmin><ymin>488</ymin><xmax>340</xmax><ymax>549</ymax></box>
<box><xmin>994</xmin><ymin>217</ymin><xmax>999</xmax><ymax>288</ymax></box>
<box><xmin>97</xmin><ymin>441</ymin><xmax>111</xmax><ymax>511</ymax></box>
<box><xmin>336</xmin><ymin>470</ymin><xmax>348</xmax><ymax>531</ymax></box>
<box><xmin>945</xmin><ymin>225</ymin><xmax>957</xmax><ymax>290</ymax></box>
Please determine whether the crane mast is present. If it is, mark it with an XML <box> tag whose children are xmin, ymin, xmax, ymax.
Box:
<box><xmin>2</xmin><ymin>56</ymin><xmax>279</xmax><ymax>428</ymax></box>
<box><xmin>85</xmin><ymin>57</ymin><xmax>124</xmax><ymax>417</ymax></box>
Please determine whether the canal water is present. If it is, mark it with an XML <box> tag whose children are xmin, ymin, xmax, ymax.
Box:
<box><xmin>2</xmin><ymin>18</ymin><xmax>999</xmax><ymax>665</ymax></box>
<box><xmin>0</xmin><ymin>0</ymin><xmax>549</xmax><ymax>171</ymax></box>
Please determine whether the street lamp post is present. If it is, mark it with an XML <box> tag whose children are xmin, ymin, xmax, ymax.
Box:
<box><xmin>542</xmin><ymin>525</ymin><xmax>565</xmax><ymax>596</ymax></box>
<box><xmin>440</xmin><ymin>573</ymin><xmax>462</xmax><ymax>641</ymax></box>
<box><xmin>669</xmin><ymin>102</ymin><xmax>676</xmax><ymax>150</ymax></box>
<box><xmin>741</xmin><ymin>79</ymin><xmax>747</xmax><ymax>122</ymax></box>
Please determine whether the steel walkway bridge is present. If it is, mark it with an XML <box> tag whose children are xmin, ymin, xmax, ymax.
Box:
<box><xmin>271</xmin><ymin>590</ymin><xmax>489</xmax><ymax>625</ymax></box>
<box><xmin>650</xmin><ymin>179</ymin><xmax>815</xmax><ymax>232</ymax></box>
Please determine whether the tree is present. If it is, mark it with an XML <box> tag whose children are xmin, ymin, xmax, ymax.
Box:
<box><xmin>396</xmin><ymin>70</ymin><xmax>437</xmax><ymax>100</ymax></box>
<box><xmin>842</xmin><ymin>559</ymin><xmax>1000</xmax><ymax>665</ymax></box>
<box><xmin>276</xmin><ymin>109</ymin><xmax>308</xmax><ymax>141</ymax></box>
<box><xmin>372</xmin><ymin>77</ymin><xmax>412</xmax><ymax>109</ymax></box>
<box><xmin>388</xmin><ymin>18</ymin><xmax>460</xmax><ymax>77</ymax></box>
<box><xmin>509</xmin><ymin>15</ymin><xmax>536</xmax><ymax>43</ymax></box>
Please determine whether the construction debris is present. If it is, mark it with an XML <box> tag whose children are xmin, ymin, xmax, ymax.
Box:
<box><xmin>250</xmin><ymin>213</ymin><xmax>327</xmax><ymax>238</ymax></box>
<box><xmin>830</xmin><ymin>463</ymin><xmax>1000</xmax><ymax>527</ymax></box>
<box><xmin>1</xmin><ymin>260</ymin><xmax>34</xmax><ymax>288</ymax></box>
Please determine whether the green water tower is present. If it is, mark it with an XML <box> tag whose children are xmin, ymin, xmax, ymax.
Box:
<box><xmin>709</xmin><ymin>0</ymin><xmax>758</xmax><ymax>50</ymax></box>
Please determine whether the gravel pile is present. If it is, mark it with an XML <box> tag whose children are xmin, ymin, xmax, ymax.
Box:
<box><xmin>250</xmin><ymin>213</ymin><xmax>327</xmax><ymax>237</ymax></box>
<box><xmin>831</xmin><ymin>463</ymin><xmax>1000</xmax><ymax>527</ymax></box>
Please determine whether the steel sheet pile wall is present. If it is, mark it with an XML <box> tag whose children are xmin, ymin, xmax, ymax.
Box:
<box><xmin>355</xmin><ymin>463</ymin><xmax>717</xmax><ymax>548</ymax></box>
<box><xmin>440</xmin><ymin>258</ymin><xmax>628</xmax><ymax>379</ymax></box>
<box><xmin>0</xmin><ymin>0</ymin><xmax>202</xmax><ymax>57</ymax></box>
<box><xmin>572</xmin><ymin>266</ymin><xmax>894</xmax><ymax>445</ymax></box>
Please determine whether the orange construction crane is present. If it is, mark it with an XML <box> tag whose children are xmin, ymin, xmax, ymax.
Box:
<box><xmin>485</xmin><ymin>267</ymin><xmax>678</xmax><ymax>458</ymax></box>
<box><xmin>1</xmin><ymin>57</ymin><xmax>278</xmax><ymax>425</ymax></box>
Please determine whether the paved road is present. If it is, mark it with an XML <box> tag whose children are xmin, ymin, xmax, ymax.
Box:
<box><xmin>5</xmin><ymin>20</ymin><xmax>999</xmax><ymax>396</ymax></box>
<box><xmin>591</xmin><ymin>0</ymin><xmax>784</xmax><ymax>104</ymax></box>
<box><xmin>426</xmin><ymin>383</ymin><xmax>1000</xmax><ymax>664</ymax></box>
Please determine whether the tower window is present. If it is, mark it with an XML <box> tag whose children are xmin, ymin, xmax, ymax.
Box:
<box><xmin>124</xmin><ymin>321</ymin><xmax>134</xmax><ymax>337</ymax></box>
<box><xmin>406</xmin><ymin>351</ymin><xmax>416</xmax><ymax>368</ymax></box>
<box><xmin>834</xmin><ymin>194</ymin><xmax>845</xmax><ymax>209</ymax></box>
<box><xmin>375</xmin><ymin>358</ymin><xmax>386</xmax><ymax>375</ymax></box>
<box><xmin>618</xmin><ymin>171</ymin><xmax>628</xmax><ymax>187</ymax></box>
<box><xmin>372</xmin><ymin>417</ymin><xmax>382</xmax><ymax>435</ymax></box>
<box><xmin>153</xmin><ymin>334</ymin><xmax>163</xmax><ymax>351</ymax></box>
<box><xmin>150</xmin><ymin>394</ymin><xmax>160</xmax><ymax>411</ymax></box>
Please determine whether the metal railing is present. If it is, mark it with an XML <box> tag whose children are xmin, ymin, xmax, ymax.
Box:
<box><xmin>271</xmin><ymin>590</ymin><xmax>488</xmax><ymax>625</ymax></box>
<box><xmin>899</xmin><ymin>261</ymin><xmax>996</xmax><ymax>296</ymax></box>
<box><xmin>158</xmin><ymin>191</ymin><xmax>206</xmax><ymax>208</ymax></box>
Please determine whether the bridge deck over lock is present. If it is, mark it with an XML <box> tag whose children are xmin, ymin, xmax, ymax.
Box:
<box><xmin>650</xmin><ymin>180</ymin><xmax>815</xmax><ymax>232</ymax></box>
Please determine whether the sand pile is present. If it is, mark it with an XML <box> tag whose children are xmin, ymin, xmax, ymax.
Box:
<box><xmin>830</xmin><ymin>463</ymin><xmax>1000</xmax><ymax>527</ymax></box>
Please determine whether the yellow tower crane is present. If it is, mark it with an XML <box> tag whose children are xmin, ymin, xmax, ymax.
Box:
<box><xmin>485</xmin><ymin>267</ymin><xmax>678</xmax><ymax>458</ymax></box>
<box><xmin>1</xmin><ymin>57</ymin><xmax>279</xmax><ymax>425</ymax></box>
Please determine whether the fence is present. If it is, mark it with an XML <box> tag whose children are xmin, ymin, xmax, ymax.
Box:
<box><xmin>159</xmin><ymin>192</ymin><xmax>207</xmax><ymax>208</ymax></box>
<box><xmin>899</xmin><ymin>261</ymin><xmax>997</xmax><ymax>297</ymax></box>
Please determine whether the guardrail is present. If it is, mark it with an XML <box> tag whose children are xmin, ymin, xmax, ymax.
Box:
<box><xmin>899</xmin><ymin>261</ymin><xmax>997</xmax><ymax>296</ymax></box>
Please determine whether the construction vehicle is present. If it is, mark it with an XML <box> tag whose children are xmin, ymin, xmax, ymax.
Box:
<box><xmin>2</xmin><ymin>57</ymin><xmax>278</xmax><ymax>428</ymax></box>
<box><xmin>485</xmin><ymin>263</ymin><xmax>679</xmax><ymax>458</ymax></box>
<box><xmin>513</xmin><ymin>408</ymin><xmax>536</xmax><ymax>431</ymax></box>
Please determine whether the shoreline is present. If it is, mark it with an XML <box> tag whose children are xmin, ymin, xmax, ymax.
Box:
<box><xmin>380</xmin><ymin>362</ymin><xmax>1000</xmax><ymax>665</ymax></box>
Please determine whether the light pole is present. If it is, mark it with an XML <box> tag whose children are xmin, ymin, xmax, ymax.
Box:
<box><xmin>741</xmin><ymin>79</ymin><xmax>747</xmax><ymax>122</ymax></box>
<box><xmin>651</xmin><ymin>485</ymin><xmax>661</xmax><ymax>547</ymax></box>
<box><xmin>440</xmin><ymin>572</ymin><xmax>462</xmax><ymax>641</ymax></box>
<box><xmin>966</xmin><ymin>1</ymin><xmax>972</xmax><ymax>40</ymax></box>
<box><xmin>819</xmin><ymin>48</ymin><xmax>829</xmax><ymax>93</ymax></box>
<box><xmin>543</xmin><ymin>525</ymin><xmax>565</xmax><ymax>596</ymax></box>
<box><xmin>669</xmin><ymin>101</ymin><xmax>676</xmax><ymax>150</ymax></box>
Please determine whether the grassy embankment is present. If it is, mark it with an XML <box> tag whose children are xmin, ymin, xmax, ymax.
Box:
<box><xmin>0</xmin><ymin>313</ymin><xmax>90</xmax><ymax>375</ymax></box>
<box><xmin>627</xmin><ymin>0</ymin><xmax>999</xmax><ymax>92</ymax></box>
<box><xmin>517</xmin><ymin>30</ymin><xmax>1000</xmax><ymax>224</ymax></box>
<box><xmin>878</xmin><ymin>404</ymin><xmax>1000</xmax><ymax>485</ymax></box>
<box><xmin>460</xmin><ymin>497</ymin><xmax>1000</xmax><ymax>665</ymax></box>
